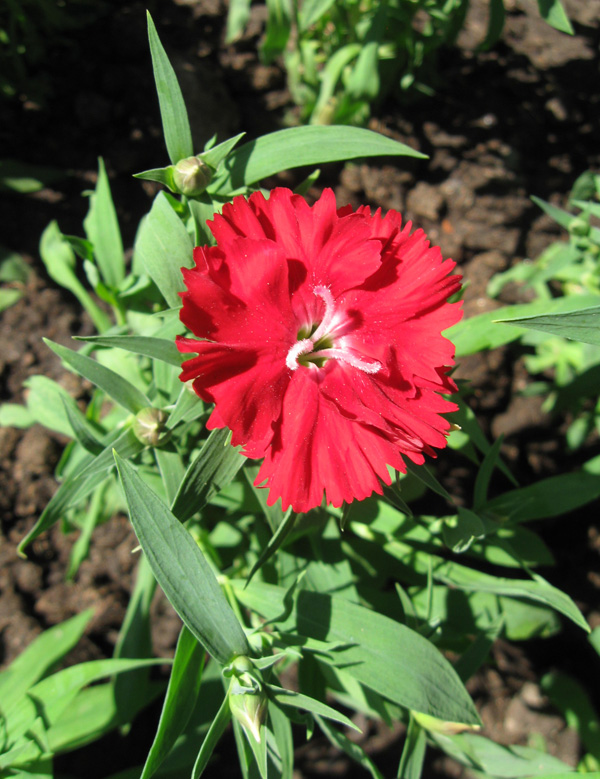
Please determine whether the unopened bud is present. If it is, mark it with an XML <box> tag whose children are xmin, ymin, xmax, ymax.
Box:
<box><xmin>133</xmin><ymin>407</ymin><xmax>170</xmax><ymax>447</ymax></box>
<box><xmin>173</xmin><ymin>156</ymin><xmax>212</xmax><ymax>196</ymax></box>
<box><xmin>229</xmin><ymin>687</ymin><xmax>267</xmax><ymax>743</ymax></box>
<box><xmin>569</xmin><ymin>217</ymin><xmax>590</xmax><ymax>238</ymax></box>
<box><xmin>413</xmin><ymin>711</ymin><xmax>481</xmax><ymax>735</ymax></box>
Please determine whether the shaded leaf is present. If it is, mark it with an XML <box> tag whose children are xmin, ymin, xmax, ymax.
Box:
<box><xmin>171</xmin><ymin>428</ymin><xmax>245</xmax><ymax>522</ymax></box>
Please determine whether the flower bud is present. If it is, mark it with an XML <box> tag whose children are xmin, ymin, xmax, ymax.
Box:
<box><xmin>413</xmin><ymin>711</ymin><xmax>481</xmax><ymax>735</ymax></box>
<box><xmin>133</xmin><ymin>407</ymin><xmax>170</xmax><ymax>447</ymax></box>
<box><xmin>173</xmin><ymin>156</ymin><xmax>212</xmax><ymax>196</ymax></box>
<box><xmin>569</xmin><ymin>217</ymin><xmax>590</xmax><ymax>238</ymax></box>
<box><xmin>229</xmin><ymin>687</ymin><xmax>267</xmax><ymax>743</ymax></box>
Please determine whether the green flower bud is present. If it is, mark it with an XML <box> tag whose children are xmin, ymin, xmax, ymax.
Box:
<box><xmin>229</xmin><ymin>687</ymin><xmax>268</xmax><ymax>743</ymax></box>
<box><xmin>413</xmin><ymin>711</ymin><xmax>481</xmax><ymax>735</ymax></box>
<box><xmin>173</xmin><ymin>156</ymin><xmax>212</xmax><ymax>196</ymax></box>
<box><xmin>569</xmin><ymin>217</ymin><xmax>590</xmax><ymax>238</ymax></box>
<box><xmin>133</xmin><ymin>407</ymin><xmax>170</xmax><ymax>447</ymax></box>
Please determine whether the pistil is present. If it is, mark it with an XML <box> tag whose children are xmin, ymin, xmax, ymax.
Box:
<box><xmin>286</xmin><ymin>285</ymin><xmax>381</xmax><ymax>374</ymax></box>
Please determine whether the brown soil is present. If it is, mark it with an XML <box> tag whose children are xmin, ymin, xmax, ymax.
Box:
<box><xmin>1</xmin><ymin>0</ymin><xmax>600</xmax><ymax>775</ymax></box>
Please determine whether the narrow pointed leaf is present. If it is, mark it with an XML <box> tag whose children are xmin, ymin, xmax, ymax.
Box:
<box><xmin>44</xmin><ymin>338</ymin><xmax>150</xmax><ymax>414</ymax></box>
<box><xmin>74</xmin><ymin>334</ymin><xmax>184</xmax><ymax>366</ymax></box>
<box><xmin>210</xmin><ymin>126</ymin><xmax>426</xmax><ymax>193</ymax></box>
<box><xmin>496</xmin><ymin>304</ymin><xmax>600</xmax><ymax>347</ymax></box>
<box><xmin>200</xmin><ymin>133</ymin><xmax>246</xmax><ymax>170</ymax></box>
<box><xmin>18</xmin><ymin>427</ymin><xmax>143</xmax><ymax>555</ymax></box>
<box><xmin>83</xmin><ymin>158</ymin><xmax>125</xmax><ymax>288</ymax></box>
<box><xmin>0</xmin><ymin>611</ymin><xmax>93</xmax><ymax>709</ymax></box>
<box><xmin>537</xmin><ymin>0</ymin><xmax>573</xmax><ymax>34</ymax></box>
<box><xmin>114</xmin><ymin>452</ymin><xmax>250</xmax><ymax>663</ymax></box>
<box><xmin>434</xmin><ymin>563</ymin><xmax>589</xmax><ymax>632</ymax></box>
<box><xmin>147</xmin><ymin>12</ymin><xmax>194</xmax><ymax>163</ymax></box>
<box><xmin>5</xmin><ymin>658</ymin><xmax>166</xmax><ymax>747</ymax></box>
<box><xmin>192</xmin><ymin>694</ymin><xmax>231</xmax><ymax>778</ymax></box>
<box><xmin>245</xmin><ymin>508</ymin><xmax>295</xmax><ymax>587</ymax></box>
<box><xmin>269</xmin><ymin>686</ymin><xmax>359</xmax><ymax>731</ymax></box>
<box><xmin>134</xmin><ymin>192</ymin><xmax>194</xmax><ymax>308</ymax></box>
<box><xmin>398</xmin><ymin>716</ymin><xmax>427</xmax><ymax>779</ymax></box>
<box><xmin>39</xmin><ymin>221</ymin><xmax>111</xmax><ymax>332</ymax></box>
<box><xmin>141</xmin><ymin>627</ymin><xmax>205</xmax><ymax>779</ymax></box>
<box><xmin>317</xmin><ymin>716</ymin><xmax>384</xmax><ymax>779</ymax></box>
<box><xmin>171</xmin><ymin>428</ymin><xmax>246</xmax><ymax>521</ymax></box>
<box><xmin>234</xmin><ymin>582</ymin><xmax>481</xmax><ymax>726</ymax></box>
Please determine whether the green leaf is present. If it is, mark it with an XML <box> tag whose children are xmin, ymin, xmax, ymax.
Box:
<box><xmin>245</xmin><ymin>508</ymin><xmax>295</xmax><ymax>587</ymax></box>
<box><xmin>225</xmin><ymin>0</ymin><xmax>252</xmax><ymax>42</ymax></box>
<box><xmin>541</xmin><ymin>671</ymin><xmax>600</xmax><ymax>761</ymax></box>
<box><xmin>44</xmin><ymin>680</ymin><xmax>164</xmax><ymax>756</ymax></box>
<box><xmin>473</xmin><ymin>435</ymin><xmax>505</xmax><ymax>510</ymax></box>
<box><xmin>191</xmin><ymin>694</ymin><xmax>231</xmax><ymax>778</ymax></box>
<box><xmin>3</xmin><ymin>657</ymin><xmax>165</xmax><ymax>756</ymax></box>
<box><xmin>405</xmin><ymin>461</ymin><xmax>453</xmax><ymax>503</ymax></box>
<box><xmin>536</xmin><ymin>0</ymin><xmax>574</xmax><ymax>34</ymax></box>
<box><xmin>0</xmin><ymin>287</ymin><xmax>23</xmax><ymax>311</ymax></box>
<box><xmin>134</xmin><ymin>192</ymin><xmax>194</xmax><ymax>308</ymax></box>
<box><xmin>531</xmin><ymin>194</ymin><xmax>574</xmax><ymax>229</ymax></box>
<box><xmin>268</xmin><ymin>700</ymin><xmax>294</xmax><ymax>779</ymax></box>
<box><xmin>18</xmin><ymin>427</ymin><xmax>143</xmax><ymax>556</ymax></box>
<box><xmin>147</xmin><ymin>12</ymin><xmax>194</xmax><ymax>164</ymax></box>
<box><xmin>450</xmin><ymin>294</ymin><xmax>600</xmax><ymax>355</ymax></box>
<box><xmin>0</xmin><ymin>159</ymin><xmax>62</xmax><ymax>193</ymax></box>
<box><xmin>496</xmin><ymin>304</ymin><xmax>600</xmax><ymax>347</ymax></box>
<box><xmin>0</xmin><ymin>249</ymin><xmax>29</xmax><ymax>283</ymax></box>
<box><xmin>141</xmin><ymin>626</ymin><xmax>205</xmax><ymax>779</ymax></box>
<box><xmin>0</xmin><ymin>402</ymin><xmax>34</xmax><ymax>428</ymax></box>
<box><xmin>74</xmin><ymin>334</ymin><xmax>184</xmax><ymax>366</ymax></box>
<box><xmin>44</xmin><ymin>338</ymin><xmax>150</xmax><ymax>414</ymax></box>
<box><xmin>114</xmin><ymin>452</ymin><xmax>251</xmax><ymax>664</ymax></box>
<box><xmin>317</xmin><ymin>716</ymin><xmax>384</xmax><ymax>779</ymax></box>
<box><xmin>171</xmin><ymin>428</ymin><xmax>246</xmax><ymax>522</ymax></box>
<box><xmin>200</xmin><ymin>133</ymin><xmax>246</xmax><ymax>171</ymax></box>
<box><xmin>134</xmin><ymin>165</ymin><xmax>176</xmax><ymax>190</ymax></box>
<box><xmin>269</xmin><ymin>685</ymin><xmax>360</xmax><ymax>731</ymax></box>
<box><xmin>83</xmin><ymin>158</ymin><xmax>125</xmax><ymax>288</ymax></box>
<box><xmin>398</xmin><ymin>715</ymin><xmax>427</xmax><ymax>779</ymax></box>
<box><xmin>0</xmin><ymin>611</ymin><xmax>93</xmax><ymax>711</ymax></box>
<box><xmin>434</xmin><ymin>563</ymin><xmax>589</xmax><ymax>632</ymax></box>
<box><xmin>345</xmin><ymin>2</ymin><xmax>388</xmax><ymax>101</ymax></box>
<box><xmin>39</xmin><ymin>221</ymin><xmax>111</xmax><ymax>333</ymax></box>
<box><xmin>234</xmin><ymin>582</ymin><xmax>481</xmax><ymax>726</ymax></box>
<box><xmin>430</xmin><ymin>731</ymin><xmax>574</xmax><ymax>777</ymax></box>
<box><xmin>66</xmin><ymin>483</ymin><xmax>109</xmax><ymax>578</ymax></box>
<box><xmin>485</xmin><ymin>454</ymin><xmax>600</xmax><ymax>524</ymax></box>
<box><xmin>261</xmin><ymin>0</ymin><xmax>292</xmax><ymax>63</ymax></box>
<box><xmin>113</xmin><ymin>555</ymin><xmax>156</xmax><ymax>723</ymax></box>
<box><xmin>442</xmin><ymin>508</ymin><xmax>486</xmax><ymax>554</ymax></box>
<box><xmin>60</xmin><ymin>397</ymin><xmax>104</xmax><ymax>455</ymax></box>
<box><xmin>299</xmin><ymin>0</ymin><xmax>337</xmax><ymax>30</ymax></box>
<box><xmin>23</xmin><ymin>375</ymin><xmax>81</xmax><ymax>437</ymax></box>
<box><xmin>211</xmin><ymin>126</ymin><xmax>426</xmax><ymax>193</ymax></box>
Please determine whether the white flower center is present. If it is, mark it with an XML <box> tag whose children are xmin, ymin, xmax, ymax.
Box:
<box><xmin>286</xmin><ymin>286</ymin><xmax>381</xmax><ymax>374</ymax></box>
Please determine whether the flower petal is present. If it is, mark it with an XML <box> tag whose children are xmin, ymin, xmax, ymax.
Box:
<box><xmin>178</xmin><ymin>339</ymin><xmax>290</xmax><ymax>448</ymax></box>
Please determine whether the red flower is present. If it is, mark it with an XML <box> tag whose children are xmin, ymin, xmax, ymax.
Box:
<box><xmin>177</xmin><ymin>188</ymin><xmax>462</xmax><ymax>513</ymax></box>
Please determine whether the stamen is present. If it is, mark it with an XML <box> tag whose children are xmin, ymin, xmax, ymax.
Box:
<box><xmin>317</xmin><ymin>348</ymin><xmax>382</xmax><ymax>374</ymax></box>
<box><xmin>310</xmin><ymin>286</ymin><xmax>337</xmax><ymax>343</ymax></box>
<box><xmin>286</xmin><ymin>338</ymin><xmax>314</xmax><ymax>370</ymax></box>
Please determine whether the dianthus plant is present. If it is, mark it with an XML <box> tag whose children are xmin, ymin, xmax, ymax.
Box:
<box><xmin>1</xmin><ymin>13</ymin><xmax>594</xmax><ymax>779</ymax></box>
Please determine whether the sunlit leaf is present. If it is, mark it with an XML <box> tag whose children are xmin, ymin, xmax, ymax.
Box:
<box><xmin>115</xmin><ymin>452</ymin><xmax>250</xmax><ymax>664</ymax></box>
<box><xmin>147</xmin><ymin>12</ymin><xmax>194</xmax><ymax>164</ymax></box>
